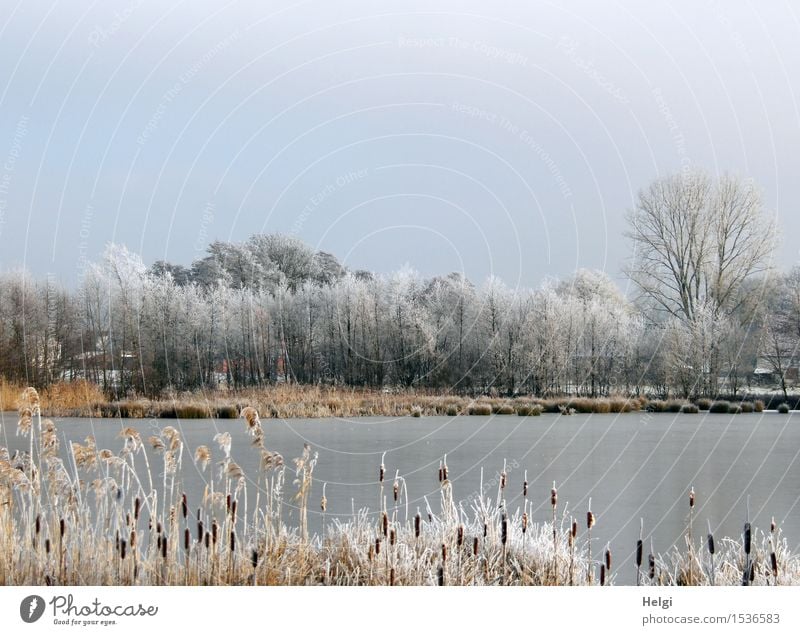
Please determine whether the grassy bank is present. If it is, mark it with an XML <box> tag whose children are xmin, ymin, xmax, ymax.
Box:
<box><xmin>1</xmin><ymin>390</ymin><xmax>796</xmax><ymax>586</ymax></box>
<box><xmin>0</xmin><ymin>380</ymin><xmax>791</xmax><ymax>420</ymax></box>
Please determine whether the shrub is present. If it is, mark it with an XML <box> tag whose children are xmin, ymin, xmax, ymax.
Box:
<box><xmin>753</xmin><ymin>400</ymin><xmax>765</xmax><ymax>413</ymax></box>
<box><xmin>729</xmin><ymin>405</ymin><xmax>743</xmax><ymax>414</ymax></box>
<box><xmin>446</xmin><ymin>404</ymin><xmax>460</xmax><ymax>417</ymax></box>
<box><xmin>696</xmin><ymin>398</ymin><xmax>712</xmax><ymax>411</ymax></box>
<box><xmin>516</xmin><ymin>404</ymin><xmax>543</xmax><ymax>416</ymax></box>
<box><xmin>468</xmin><ymin>403</ymin><xmax>492</xmax><ymax>416</ymax></box>
<box><xmin>215</xmin><ymin>405</ymin><xmax>239</xmax><ymax>419</ymax></box>
<box><xmin>609</xmin><ymin>398</ymin><xmax>633</xmax><ymax>413</ymax></box>
<box><xmin>496</xmin><ymin>404</ymin><xmax>515</xmax><ymax>415</ymax></box>
<box><xmin>709</xmin><ymin>401</ymin><xmax>731</xmax><ymax>413</ymax></box>
<box><xmin>410</xmin><ymin>406</ymin><xmax>422</xmax><ymax>417</ymax></box>
<box><xmin>680</xmin><ymin>403</ymin><xmax>699</xmax><ymax>414</ymax></box>
<box><xmin>739</xmin><ymin>402</ymin><xmax>754</xmax><ymax>413</ymax></box>
<box><xmin>778</xmin><ymin>403</ymin><xmax>790</xmax><ymax>414</ymax></box>
<box><xmin>647</xmin><ymin>400</ymin><xmax>668</xmax><ymax>412</ymax></box>
<box><xmin>667</xmin><ymin>400</ymin><xmax>685</xmax><ymax>413</ymax></box>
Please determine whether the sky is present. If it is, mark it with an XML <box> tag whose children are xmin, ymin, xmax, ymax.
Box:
<box><xmin>0</xmin><ymin>0</ymin><xmax>798</xmax><ymax>293</ymax></box>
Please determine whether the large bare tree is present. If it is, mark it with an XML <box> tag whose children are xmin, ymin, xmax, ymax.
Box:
<box><xmin>626</xmin><ymin>170</ymin><xmax>776</xmax><ymax>323</ymax></box>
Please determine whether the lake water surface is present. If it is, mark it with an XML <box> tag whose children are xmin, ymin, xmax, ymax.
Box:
<box><xmin>1</xmin><ymin>410</ymin><xmax>797</xmax><ymax>584</ymax></box>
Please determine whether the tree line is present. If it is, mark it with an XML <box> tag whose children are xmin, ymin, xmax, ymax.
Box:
<box><xmin>1</xmin><ymin>170</ymin><xmax>797</xmax><ymax>399</ymax></box>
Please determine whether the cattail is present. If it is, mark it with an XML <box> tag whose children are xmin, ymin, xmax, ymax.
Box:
<box><xmin>116</xmin><ymin>530</ymin><xmax>120</xmax><ymax>552</ymax></box>
<box><xmin>375</xmin><ymin>537</ymin><xmax>381</xmax><ymax>556</ymax></box>
<box><xmin>130</xmin><ymin>530</ymin><xmax>136</xmax><ymax>548</ymax></box>
<box><xmin>438</xmin><ymin>461</ymin><xmax>443</xmax><ymax>483</ymax></box>
<box><xmin>522</xmin><ymin>512</ymin><xmax>528</xmax><ymax>534</ymax></box>
<box><xmin>226</xmin><ymin>494</ymin><xmax>231</xmax><ymax>513</ymax></box>
<box><xmin>126</xmin><ymin>513</ymin><xmax>131</xmax><ymax>527</ymax></box>
<box><xmin>744</xmin><ymin>523</ymin><xmax>752</xmax><ymax>555</ymax></box>
<box><xmin>771</xmin><ymin>551</ymin><xmax>778</xmax><ymax>577</ymax></box>
<box><xmin>59</xmin><ymin>518</ymin><xmax>66</xmax><ymax>538</ymax></box>
<box><xmin>380</xmin><ymin>459</ymin><xmax>385</xmax><ymax>483</ymax></box>
<box><xmin>473</xmin><ymin>536</ymin><xmax>479</xmax><ymax>557</ymax></box>
<box><xmin>414</xmin><ymin>513</ymin><xmax>421</xmax><ymax>538</ymax></box>
<box><xmin>605</xmin><ymin>547</ymin><xmax>612</xmax><ymax>572</ymax></box>
<box><xmin>45</xmin><ymin>538</ymin><xmax>51</xmax><ymax>555</ymax></box>
<box><xmin>571</xmin><ymin>519</ymin><xmax>578</xmax><ymax>540</ymax></box>
<box><xmin>251</xmin><ymin>549</ymin><xmax>258</xmax><ymax>569</ymax></box>
<box><xmin>457</xmin><ymin>525</ymin><xmax>464</xmax><ymax>547</ymax></box>
<box><xmin>35</xmin><ymin>514</ymin><xmax>40</xmax><ymax>536</ymax></box>
<box><xmin>442</xmin><ymin>457</ymin><xmax>448</xmax><ymax>482</ymax></box>
<box><xmin>636</xmin><ymin>540</ymin><xmax>643</xmax><ymax>566</ymax></box>
<box><xmin>707</xmin><ymin>533</ymin><xmax>715</xmax><ymax>555</ymax></box>
<box><xmin>181</xmin><ymin>493</ymin><xmax>188</xmax><ymax>519</ymax></box>
<box><xmin>600</xmin><ymin>563</ymin><xmax>606</xmax><ymax>586</ymax></box>
<box><xmin>120</xmin><ymin>539</ymin><xmax>127</xmax><ymax>560</ymax></box>
<box><xmin>483</xmin><ymin>521</ymin><xmax>488</xmax><ymax>538</ymax></box>
<box><xmin>437</xmin><ymin>566</ymin><xmax>444</xmax><ymax>586</ymax></box>
<box><xmin>134</xmin><ymin>497</ymin><xmax>141</xmax><ymax>521</ymax></box>
<box><xmin>551</xmin><ymin>485</ymin><xmax>558</xmax><ymax>508</ymax></box>
<box><xmin>382</xmin><ymin>511</ymin><xmax>388</xmax><ymax>538</ymax></box>
<box><xmin>648</xmin><ymin>553</ymin><xmax>655</xmax><ymax>579</ymax></box>
<box><xmin>204</xmin><ymin>532</ymin><xmax>210</xmax><ymax>549</ymax></box>
<box><xmin>390</xmin><ymin>528</ymin><xmax>396</xmax><ymax>547</ymax></box>
<box><xmin>184</xmin><ymin>528</ymin><xmax>190</xmax><ymax>551</ymax></box>
<box><xmin>523</xmin><ymin>481</ymin><xmax>528</xmax><ymax>498</ymax></box>
<box><xmin>587</xmin><ymin>510</ymin><xmax>595</xmax><ymax>530</ymax></box>
<box><xmin>211</xmin><ymin>520</ymin><xmax>218</xmax><ymax>545</ymax></box>
<box><xmin>156</xmin><ymin>521</ymin><xmax>163</xmax><ymax>535</ymax></box>
<box><xmin>229</xmin><ymin>530</ymin><xmax>235</xmax><ymax>552</ymax></box>
<box><xmin>771</xmin><ymin>517</ymin><xmax>776</xmax><ymax>534</ymax></box>
<box><xmin>442</xmin><ymin>543</ymin><xmax>448</xmax><ymax>562</ymax></box>
<box><xmin>689</xmin><ymin>487</ymin><xmax>695</xmax><ymax>508</ymax></box>
<box><xmin>231</xmin><ymin>499</ymin><xmax>237</xmax><ymax>518</ymax></box>
<box><xmin>750</xmin><ymin>562</ymin><xmax>756</xmax><ymax>583</ymax></box>
<box><xmin>500</xmin><ymin>471</ymin><xmax>506</xmax><ymax>491</ymax></box>
<box><xmin>368</xmin><ymin>544</ymin><xmax>375</xmax><ymax>562</ymax></box>
<box><xmin>197</xmin><ymin>520</ymin><xmax>204</xmax><ymax>543</ymax></box>
<box><xmin>428</xmin><ymin>512</ymin><xmax>433</xmax><ymax>523</ymax></box>
<box><xmin>393</xmin><ymin>479</ymin><xmax>399</xmax><ymax>503</ymax></box>
<box><xmin>501</xmin><ymin>514</ymin><xmax>508</xmax><ymax>546</ymax></box>
<box><xmin>320</xmin><ymin>495</ymin><xmax>327</xmax><ymax>512</ymax></box>
<box><xmin>390</xmin><ymin>568</ymin><xmax>396</xmax><ymax>586</ymax></box>
<box><xmin>161</xmin><ymin>535</ymin><xmax>167</xmax><ymax>559</ymax></box>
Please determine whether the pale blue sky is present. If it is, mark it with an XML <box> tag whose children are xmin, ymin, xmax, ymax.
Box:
<box><xmin>1</xmin><ymin>0</ymin><xmax>798</xmax><ymax>290</ymax></box>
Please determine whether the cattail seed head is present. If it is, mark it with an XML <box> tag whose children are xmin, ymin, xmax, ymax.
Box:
<box><xmin>689</xmin><ymin>487</ymin><xmax>695</xmax><ymax>509</ymax></box>
<box><xmin>130</xmin><ymin>530</ymin><xmax>136</xmax><ymax>548</ymax></box>
<box><xmin>161</xmin><ymin>535</ymin><xmax>167</xmax><ymax>559</ymax></box>
<box><xmin>483</xmin><ymin>521</ymin><xmax>488</xmax><ymax>538</ymax></box>
<box><xmin>522</xmin><ymin>512</ymin><xmax>528</xmax><ymax>534</ymax></box>
<box><xmin>500</xmin><ymin>471</ymin><xmax>506</xmax><ymax>490</ymax></box>
<box><xmin>587</xmin><ymin>510</ymin><xmax>595</xmax><ymax>530</ymax></box>
<box><xmin>390</xmin><ymin>568</ymin><xmax>395</xmax><ymax>586</ymax></box>
<box><xmin>382</xmin><ymin>512</ymin><xmax>388</xmax><ymax>538</ymax></box>
<box><xmin>197</xmin><ymin>520</ymin><xmax>204</xmax><ymax>543</ymax></box>
<box><xmin>441</xmin><ymin>543</ymin><xmax>447</xmax><ymax>562</ymax></box>
<box><xmin>437</xmin><ymin>566</ymin><xmax>444</xmax><ymax>586</ymax></box>
<box><xmin>226</xmin><ymin>494</ymin><xmax>231</xmax><ymax>512</ymax></box>
<box><xmin>184</xmin><ymin>528</ymin><xmax>190</xmax><ymax>551</ymax></box>
<box><xmin>744</xmin><ymin>523</ymin><xmax>752</xmax><ymax>555</ymax></box>
<box><xmin>501</xmin><ymin>514</ymin><xmax>508</xmax><ymax>546</ymax></box>
<box><xmin>211</xmin><ymin>520</ymin><xmax>218</xmax><ymax>545</ymax></box>
<box><xmin>473</xmin><ymin>536</ymin><xmax>479</xmax><ymax>557</ymax></box>
<box><xmin>523</xmin><ymin>480</ymin><xmax>528</xmax><ymax>498</ymax></box>
<box><xmin>181</xmin><ymin>493</ymin><xmax>188</xmax><ymax>519</ymax></box>
<box><xmin>771</xmin><ymin>517</ymin><xmax>776</xmax><ymax>534</ymax></box>
<box><xmin>45</xmin><ymin>538</ymin><xmax>51</xmax><ymax>555</ymax></box>
<box><xmin>126</xmin><ymin>513</ymin><xmax>131</xmax><ymax>527</ymax></box>
<box><xmin>59</xmin><ymin>518</ymin><xmax>66</xmax><ymax>538</ymax></box>
<box><xmin>414</xmin><ymin>513</ymin><xmax>421</xmax><ymax>539</ymax></box>
<box><xmin>636</xmin><ymin>540</ymin><xmax>643</xmax><ymax>567</ymax></box>
<box><xmin>707</xmin><ymin>533</ymin><xmax>715</xmax><ymax>555</ymax></box>
<box><xmin>251</xmin><ymin>549</ymin><xmax>258</xmax><ymax>569</ymax></box>
<box><xmin>771</xmin><ymin>551</ymin><xmax>778</xmax><ymax>577</ymax></box>
<box><xmin>571</xmin><ymin>519</ymin><xmax>578</xmax><ymax>539</ymax></box>
<box><xmin>393</xmin><ymin>480</ymin><xmax>399</xmax><ymax>502</ymax></box>
<box><xmin>134</xmin><ymin>497</ymin><xmax>141</xmax><ymax>521</ymax></box>
<box><xmin>457</xmin><ymin>525</ymin><xmax>464</xmax><ymax>547</ymax></box>
<box><xmin>115</xmin><ymin>530</ymin><xmax>120</xmax><ymax>552</ymax></box>
<box><xmin>442</xmin><ymin>460</ymin><xmax>448</xmax><ymax>482</ymax></box>
<box><xmin>605</xmin><ymin>547</ymin><xmax>612</xmax><ymax>572</ymax></box>
<box><xmin>368</xmin><ymin>544</ymin><xmax>375</xmax><ymax>562</ymax></box>
<box><xmin>120</xmin><ymin>539</ymin><xmax>127</xmax><ymax>560</ymax></box>
<box><xmin>231</xmin><ymin>499</ymin><xmax>237</xmax><ymax>518</ymax></box>
<box><xmin>600</xmin><ymin>563</ymin><xmax>606</xmax><ymax>586</ymax></box>
<box><xmin>35</xmin><ymin>514</ymin><xmax>40</xmax><ymax>535</ymax></box>
<box><xmin>380</xmin><ymin>463</ymin><xmax>385</xmax><ymax>483</ymax></box>
<box><xmin>375</xmin><ymin>537</ymin><xmax>381</xmax><ymax>556</ymax></box>
<box><xmin>390</xmin><ymin>528</ymin><xmax>396</xmax><ymax>546</ymax></box>
<box><xmin>156</xmin><ymin>521</ymin><xmax>162</xmax><ymax>535</ymax></box>
<box><xmin>229</xmin><ymin>530</ymin><xmax>235</xmax><ymax>552</ymax></box>
<box><xmin>648</xmin><ymin>553</ymin><xmax>655</xmax><ymax>579</ymax></box>
<box><xmin>204</xmin><ymin>532</ymin><xmax>210</xmax><ymax>549</ymax></box>
<box><xmin>551</xmin><ymin>485</ymin><xmax>558</xmax><ymax>508</ymax></box>
<box><xmin>438</xmin><ymin>462</ymin><xmax>443</xmax><ymax>483</ymax></box>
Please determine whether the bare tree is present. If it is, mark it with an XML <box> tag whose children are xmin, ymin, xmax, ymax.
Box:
<box><xmin>626</xmin><ymin>170</ymin><xmax>776</xmax><ymax>323</ymax></box>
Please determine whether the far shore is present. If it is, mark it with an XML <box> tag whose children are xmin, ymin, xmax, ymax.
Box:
<box><xmin>2</xmin><ymin>381</ymin><xmax>796</xmax><ymax>420</ymax></box>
